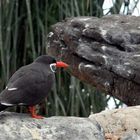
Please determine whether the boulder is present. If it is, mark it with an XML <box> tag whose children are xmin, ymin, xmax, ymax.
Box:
<box><xmin>1</xmin><ymin>106</ymin><xmax>140</xmax><ymax>139</ymax></box>
<box><xmin>89</xmin><ymin>106</ymin><xmax>140</xmax><ymax>140</ymax></box>
<box><xmin>0</xmin><ymin>111</ymin><xmax>104</xmax><ymax>140</ymax></box>
<box><xmin>48</xmin><ymin>15</ymin><xmax>140</xmax><ymax>106</ymax></box>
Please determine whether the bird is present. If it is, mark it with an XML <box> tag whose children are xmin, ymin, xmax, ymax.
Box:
<box><xmin>0</xmin><ymin>55</ymin><xmax>68</xmax><ymax>119</ymax></box>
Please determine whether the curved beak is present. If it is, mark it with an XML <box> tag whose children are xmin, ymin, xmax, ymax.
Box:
<box><xmin>56</xmin><ymin>61</ymin><xmax>69</xmax><ymax>68</ymax></box>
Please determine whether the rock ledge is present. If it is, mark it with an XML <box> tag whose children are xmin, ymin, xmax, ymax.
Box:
<box><xmin>0</xmin><ymin>111</ymin><xmax>104</xmax><ymax>140</ymax></box>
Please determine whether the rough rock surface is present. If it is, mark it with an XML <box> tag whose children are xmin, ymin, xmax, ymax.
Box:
<box><xmin>89</xmin><ymin>105</ymin><xmax>140</xmax><ymax>140</ymax></box>
<box><xmin>48</xmin><ymin>15</ymin><xmax>140</xmax><ymax>106</ymax></box>
<box><xmin>0</xmin><ymin>111</ymin><xmax>104</xmax><ymax>140</ymax></box>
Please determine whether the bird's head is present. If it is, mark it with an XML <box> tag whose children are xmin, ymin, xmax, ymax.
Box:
<box><xmin>34</xmin><ymin>55</ymin><xmax>69</xmax><ymax>72</ymax></box>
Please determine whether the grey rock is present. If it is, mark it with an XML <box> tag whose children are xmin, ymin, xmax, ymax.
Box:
<box><xmin>122</xmin><ymin>133</ymin><xmax>140</xmax><ymax>140</ymax></box>
<box><xmin>48</xmin><ymin>15</ymin><xmax>140</xmax><ymax>106</ymax></box>
<box><xmin>0</xmin><ymin>111</ymin><xmax>104</xmax><ymax>140</ymax></box>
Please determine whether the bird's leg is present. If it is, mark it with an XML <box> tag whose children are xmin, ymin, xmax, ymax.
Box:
<box><xmin>28</xmin><ymin>106</ymin><xmax>43</xmax><ymax>119</ymax></box>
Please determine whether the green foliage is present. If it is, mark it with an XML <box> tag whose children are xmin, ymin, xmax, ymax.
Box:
<box><xmin>0</xmin><ymin>0</ymin><xmax>138</xmax><ymax>116</ymax></box>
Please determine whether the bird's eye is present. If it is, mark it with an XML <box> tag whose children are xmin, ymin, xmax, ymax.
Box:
<box><xmin>50</xmin><ymin>63</ymin><xmax>56</xmax><ymax>72</ymax></box>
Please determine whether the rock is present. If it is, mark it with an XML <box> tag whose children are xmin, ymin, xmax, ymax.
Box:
<box><xmin>122</xmin><ymin>133</ymin><xmax>140</xmax><ymax>140</ymax></box>
<box><xmin>0</xmin><ymin>111</ymin><xmax>104</xmax><ymax>140</ymax></box>
<box><xmin>48</xmin><ymin>15</ymin><xmax>140</xmax><ymax>106</ymax></box>
<box><xmin>89</xmin><ymin>105</ymin><xmax>140</xmax><ymax>139</ymax></box>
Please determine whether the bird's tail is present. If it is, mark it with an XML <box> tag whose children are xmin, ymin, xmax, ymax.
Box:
<box><xmin>0</xmin><ymin>104</ymin><xmax>8</xmax><ymax>111</ymax></box>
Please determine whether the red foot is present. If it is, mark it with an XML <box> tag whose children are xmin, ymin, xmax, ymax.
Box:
<box><xmin>28</xmin><ymin>106</ymin><xmax>44</xmax><ymax>119</ymax></box>
<box><xmin>31</xmin><ymin>114</ymin><xmax>44</xmax><ymax>119</ymax></box>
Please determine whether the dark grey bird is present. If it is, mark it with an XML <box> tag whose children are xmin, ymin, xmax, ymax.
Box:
<box><xmin>0</xmin><ymin>55</ymin><xmax>68</xmax><ymax>119</ymax></box>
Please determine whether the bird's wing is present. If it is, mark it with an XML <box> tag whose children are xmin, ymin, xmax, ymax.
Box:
<box><xmin>7</xmin><ymin>64</ymin><xmax>46</xmax><ymax>89</ymax></box>
<box><xmin>6</xmin><ymin>65</ymin><xmax>28</xmax><ymax>89</ymax></box>
<box><xmin>0</xmin><ymin>64</ymin><xmax>54</xmax><ymax>106</ymax></box>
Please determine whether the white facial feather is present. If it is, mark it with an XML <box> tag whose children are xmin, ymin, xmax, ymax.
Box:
<box><xmin>50</xmin><ymin>63</ymin><xmax>56</xmax><ymax>72</ymax></box>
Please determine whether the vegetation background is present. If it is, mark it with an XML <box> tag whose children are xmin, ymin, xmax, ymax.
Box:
<box><xmin>0</xmin><ymin>0</ymin><xmax>139</xmax><ymax>117</ymax></box>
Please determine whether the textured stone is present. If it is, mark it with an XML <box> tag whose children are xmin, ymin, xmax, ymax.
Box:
<box><xmin>48</xmin><ymin>15</ymin><xmax>140</xmax><ymax>105</ymax></box>
<box><xmin>89</xmin><ymin>105</ymin><xmax>140</xmax><ymax>139</ymax></box>
<box><xmin>0</xmin><ymin>111</ymin><xmax>104</xmax><ymax>140</ymax></box>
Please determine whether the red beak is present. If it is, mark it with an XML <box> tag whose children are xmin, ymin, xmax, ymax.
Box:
<box><xmin>56</xmin><ymin>61</ymin><xmax>69</xmax><ymax>68</ymax></box>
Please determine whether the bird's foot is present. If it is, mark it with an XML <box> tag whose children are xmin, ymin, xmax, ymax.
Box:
<box><xmin>28</xmin><ymin>106</ymin><xmax>44</xmax><ymax>119</ymax></box>
<box><xmin>31</xmin><ymin>114</ymin><xmax>44</xmax><ymax>119</ymax></box>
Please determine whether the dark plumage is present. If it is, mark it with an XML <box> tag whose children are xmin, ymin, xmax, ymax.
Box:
<box><xmin>0</xmin><ymin>55</ymin><xmax>68</xmax><ymax>118</ymax></box>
